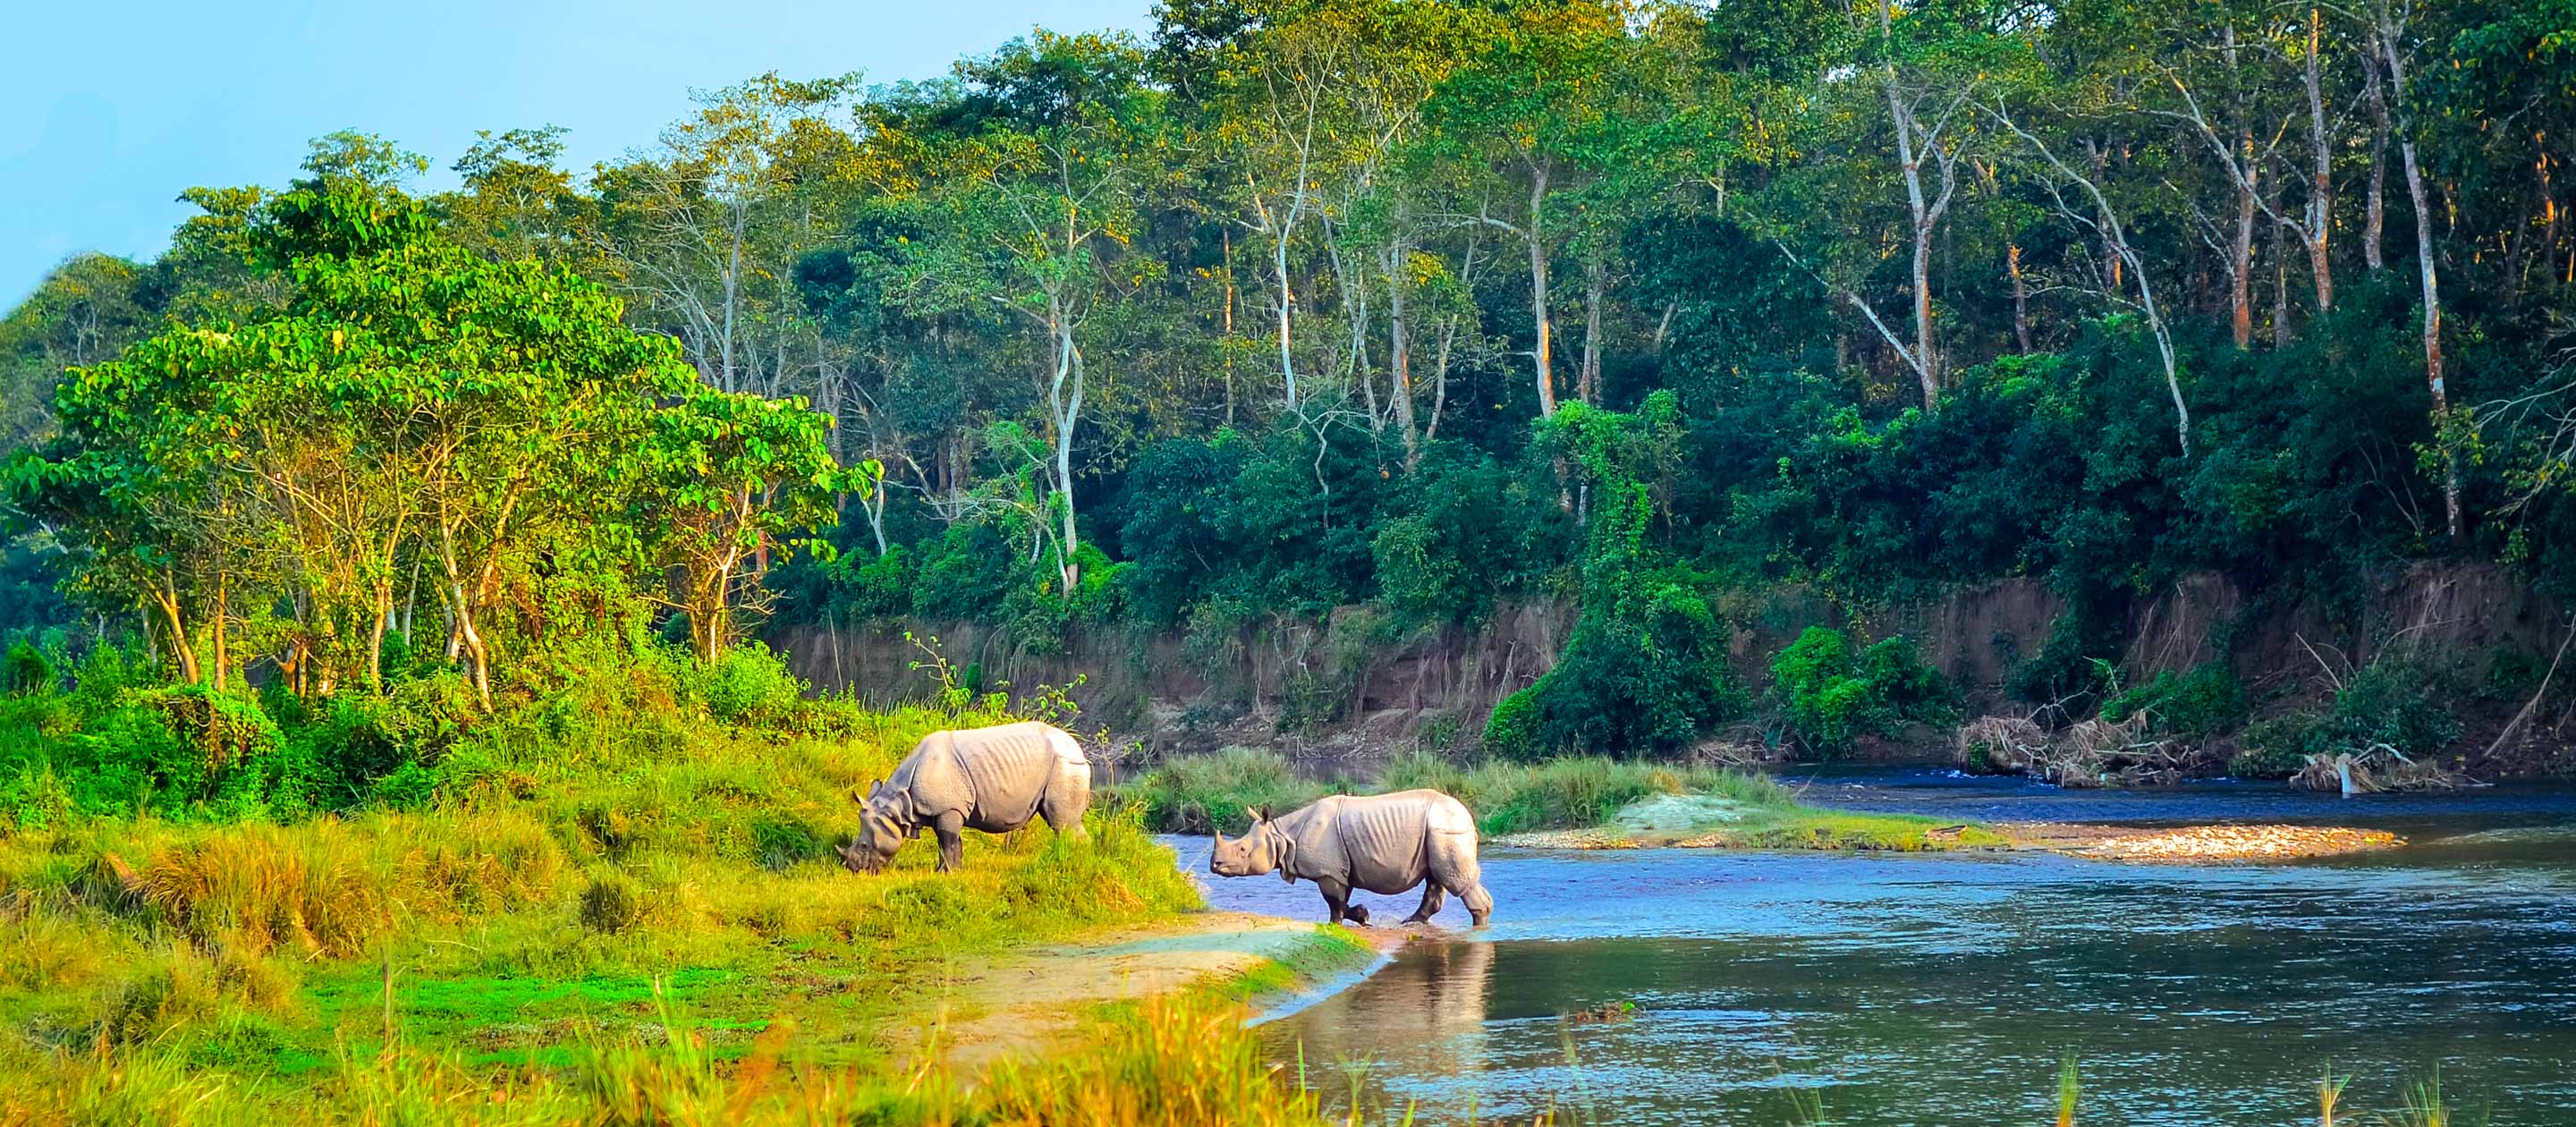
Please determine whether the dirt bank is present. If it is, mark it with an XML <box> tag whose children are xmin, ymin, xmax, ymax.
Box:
<box><xmin>919</xmin><ymin>910</ymin><xmax>1384</xmax><ymax>1071</ymax></box>
<box><xmin>775</xmin><ymin>563</ymin><xmax>2567</xmax><ymax>776</ymax></box>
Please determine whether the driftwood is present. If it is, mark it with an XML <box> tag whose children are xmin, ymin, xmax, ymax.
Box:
<box><xmin>1956</xmin><ymin>713</ymin><xmax>2198</xmax><ymax>787</ymax></box>
<box><xmin>2289</xmin><ymin>745</ymin><xmax>2477</xmax><ymax>795</ymax></box>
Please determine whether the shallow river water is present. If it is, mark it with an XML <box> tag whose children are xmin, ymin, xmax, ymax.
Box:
<box><xmin>1173</xmin><ymin>771</ymin><xmax>2576</xmax><ymax>1125</ymax></box>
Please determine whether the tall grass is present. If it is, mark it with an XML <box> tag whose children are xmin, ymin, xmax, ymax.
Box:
<box><xmin>1119</xmin><ymin>748</ymin><xmax>1795</xmax><ymax>837</ymax></box>
<box><xmin>1379</xmin><ymin>752</ymin><xmax>1793</xmax><ymax>836</ymax></box>
<box><xmin>0</xmin><ymin>651</ymin><xmax>1209</xmax><ymax>1119</ymax></box>
<box><xmin>0</xmin><ymin>984</ymin><xmax>1563</xmax><ymax>1126</ymax></box>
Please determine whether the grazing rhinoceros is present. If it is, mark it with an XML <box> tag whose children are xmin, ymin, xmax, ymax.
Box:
<box><xmin>1209</xmin><ymin>790</ymin><xmax>1493</xmax><ymax>928</ymax></box>
<box><xmin>840</xmin><ymin>721</ymin><xmax>1090</xmax><ymax>874</ymax></box>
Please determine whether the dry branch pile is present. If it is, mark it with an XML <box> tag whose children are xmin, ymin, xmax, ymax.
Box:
<box><xmin>1956</xmin><ymin>713</ymin><xmax>2205</xmax><ymax>787</ymax></box>
<box><xmin>2288</xmin><ymin>747</ymin><xmax>2475</xmax><ymax>794</ymax></box>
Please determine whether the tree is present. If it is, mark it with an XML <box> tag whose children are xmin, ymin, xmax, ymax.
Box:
<box><xmin>642</xmin><ymin>386</ymin><xmax>846</xmax><ymax>662</ymax></box>
<box><xmin>875</xmin><ymin>31</ymin><xmax>1165</xmax><ymax>592</ymax></box>
<box><xmin>594</xmin><ymin>72</ymin><xmax>860</xmax><ymax>394</ymax></box>
<box><xmin>2361</xmin><ymin>0</ymin><xmax>2460</xmax><ymax>541</ymax></box>
<box><xmin>1425</xmin><ymin>0</ymin><xmax>1623</xmax><ymax>420</ymax></box>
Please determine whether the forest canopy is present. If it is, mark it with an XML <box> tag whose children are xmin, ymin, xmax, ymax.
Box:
<box><xmin>5</xmin><ymin>0</ymin><xmax>2576</xmax><ymax>756</ymax></box>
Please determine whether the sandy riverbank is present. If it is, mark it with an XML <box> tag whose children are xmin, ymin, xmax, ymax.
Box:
<box><xmin>1993</xmin><ymin>820</ymin><xmax>2404</xmax><ymax>860</ymax></box>
<box><xmin>920</xmin><ymin>910</ymin><xmax>1390</xmax><ymax>1070</ymax></box>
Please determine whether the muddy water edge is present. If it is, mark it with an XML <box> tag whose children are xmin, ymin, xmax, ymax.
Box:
<box><xmin>1173</xmin><ymin>770</ymin><xmax>2576</xmax><ymax>1125</ymax></box>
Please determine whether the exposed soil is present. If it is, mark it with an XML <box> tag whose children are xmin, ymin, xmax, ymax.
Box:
<box><xmin>919</xmin><ymin>910</ymin><xmax>1384</xmax><ymax>1072</ymax></box>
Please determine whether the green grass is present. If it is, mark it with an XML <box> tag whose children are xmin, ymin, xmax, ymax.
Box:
<box><xmin>0</xmin><ymin>654</ymin><xmax>1216</xmax><ymax>1122</ymax></box>
<box><xmin>1118</xmin><ymin>748</ymin><xmax>2000</xmax><ymax>850</ymax></box>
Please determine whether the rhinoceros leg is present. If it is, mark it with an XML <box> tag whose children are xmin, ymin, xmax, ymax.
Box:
<box><xmin>931</xmin><ymin>809</ymin><xmax>966</xmax><ymax>872</ymax></box>
<box><xmin>1403</xmin><ymin>883</ymin><xmax>1446</xmax><ymax>924</ymax></box>
<box><xmin>1427</xmin><ymin>830</ymin><xmax>1493</xmax><ymax>927</ymax></box>
<box><xmin>1459</xmin><ymin>882</ymin><xmax>1493</xmax><ymax>927</ymax></box>
<box><xmin>1317</xmin><ymin>877</ymin><xmax>1367</xmax><ymax>927</ymax></box>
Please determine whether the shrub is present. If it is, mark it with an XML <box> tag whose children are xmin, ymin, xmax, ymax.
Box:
<box><xmin>687</xmin><ymin>643</ymin><xmax>808</xmax><ymax>727</ymax></box>
<box><xmin>579</xmin><ymin>873</ymin><xmax>642</xmax><ymax>935</ymax></box>
<box><xmin>2231</xmin><ymin>715</ymin><xmax>2318</xmax><ymax>779</ymax></box>
<box><xmin>4</xmin><ymin>640</ymin><xmax>52</xmax><ymax>695</ymax></box>
<box><xmin>2101</xmin><ymin>664</ymin><xmax>2248</xmax><ymax>738</ymax></box>
<box><xmin>830</xmin><ymin>543</ymin><xmax>916</xmax><ymax>622</ymax></box>
<box><xmin>1480</xmin><ymin>689</ymin><xmax>1541</xmax><ymax>759</ymax></box>
<box><xmin>1769</xmin><ymin>627</ymin><xmax>1953</xmax><ymax>754</ymax></box>
<box><xmin>2233</xmin><ymin>650</ymin><xmax>2462</xmax><ymax>778</ymax></box>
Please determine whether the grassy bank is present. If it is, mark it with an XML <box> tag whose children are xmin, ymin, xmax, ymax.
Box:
<box><xmin>0</xmin><ymin>648</ymin><xmax>1284</xmax><ymax>1122</ymax></box>
<box><xmin>1120</xmin><ymin>749</ymin><xmax>2003</xmax><ymax>851</ymax></box>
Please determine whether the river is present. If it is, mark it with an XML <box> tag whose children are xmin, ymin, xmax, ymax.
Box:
<box><xmin>1171</xmin><ymin>769</ymin><xmax>2576</xmax><ymax>1124</ymax></box>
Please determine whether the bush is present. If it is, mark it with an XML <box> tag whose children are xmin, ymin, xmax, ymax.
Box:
<box><xmin>2233</xmin><ymin>650</ymin><xmax>2462</xmax><ymax>777</ymax></box>
<box><xmin>579</xmin><ymin>873</ymin><xmax>642</xmax><ymax>935</ymax></box>
<box><xmin>1769</xmin><ymin>627</ymin><xmax>1953</xmax><ymax>754</ymax></box>
<box><xmin>2101</xmin><ymin>664</ymin><xmax>2247</xmax><ymax>738</ymax></box>
<box><xmin>687</xmin><ymin>643</ymin><xmax>808</xmax><ymax>727</ymax></box>
<box><xmin>4</xmin><ymin>640</ymin><xmax>52</xmax><ymax>695</ymax></box>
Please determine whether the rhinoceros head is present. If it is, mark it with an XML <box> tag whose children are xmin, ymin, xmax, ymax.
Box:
<box><xmin>1209</xmin><ymin>805</ymin><xmax>1286</xmax><ymax>878</ymax></box>
<box><xmin>839</xmin><ymin>780</ymin><xmax>909</xmax><ymax>874</ymax></box>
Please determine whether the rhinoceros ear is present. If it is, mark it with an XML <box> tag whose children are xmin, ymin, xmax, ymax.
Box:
<box><xmin>1244</xmin><ymin>805</ymin><xmax>1266</xmax><ymax>826</ymax></box>
<box><xmin>1257</xmin><ymin>803</ymin><xmax>1275</xmax><ymax>822</ymax></box>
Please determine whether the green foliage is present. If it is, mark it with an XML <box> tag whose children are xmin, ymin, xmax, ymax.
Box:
<box><xmin>4</xmin><ymin>640</ymin><xmax>51</xmax><ymax>695</ymax></box>
<box><xmin>2233</xmin><ymin>651</ymin><xmax>2466</xmax><ymax>778</ymax></box>
<box><xmin>2101</xmin><ymin>664</ymin><xmax>2247</xmax><ymax>739</ymax></box>
<box><xmin>1768</xmin><ymin>627</ymin><xmax>1953</xmax><ymax>754</ymax></box>
<box><xmin>683</xmin><ymin>643</ymin><xmax>809</xmax><ymax>728</ymax></box>
<box><xmin>1485</xmin><ymin>394</ymin><xmax>1739</xmax><ymax>758</ymax></box>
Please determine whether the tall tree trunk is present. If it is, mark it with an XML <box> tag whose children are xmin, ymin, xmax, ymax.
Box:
<box><xmin>2404</xmin><ymin>135</ymin><xmax>2460</xmax><ymax>541</ymax></box>
<box><xmin>2377</xmin><ymin>1</ymin><xmax>2461</xmax><ymax>540</ymax></box>
<box><xmin>2365</xmin><ymin>55</ymin><xmax>2390</xmax><ymax>271</ymax></box>
<box><xmin>211</xmin><ymin>572</ymin><xmax>227</xmax><ymax>693</ymax></box>
<box><xmin>1274</xmin><ymin>226</ymin><xmax>1298</xmax><ymax>410</ymax></box>
<box><xmin>1579</xmin><ymin>256</ymin><xmax>1605</xmax><ymax>406</ymax></box>
<box><xmin>1386</xmin><ymin>241</ymin><xmax>1419</xmax><ymax>468</ymax></box>
<box><xmin>1883</xmin><ymin>0</ymin><xmax>1950</xmax><ymax>411</ymax></box>
<box><xmin>1426</xmin><ymin>312</ymin><xmax>1455</xmax><ymax>446</ymax></box>
<box><xmin>2231</xmin><ymin>128</ymin><xmax>2259</xmax><ymax>348</ymax></box>
<box><xmin>1050</xmin><ymin>315</ymin><xmax>1087</xmax><ymax>592</ymax></box>
<box><xmin>154</xmin><ymin>577</ymin><xmax>199</xmax><ymax>685</ymax></box>
<box><xmin>436</xmin><ymin>523</ymin><xmax>494</xmax><ymax>709</ymax></box>
<box><xmin>2009</xmin><ymin>242</ymin><xmax>2034</xmax><ymax>352</ymax></box>
<box><xmin>2533</xmin><ymin>131</ymin><xmax>2559</xmax><ymax>297</ymax></box>
<box><xmin>2273</xmin><ymin>222</ymin><xmax>2293</xmax><ymax>348</ymax></box>
<box><xmin>1526</xmin><ymin>163</ymin><xmax>1556</xmax><ymax>418</ymax></box>
<box><xmin>2300</xmin><ymin>8</ymin><xmax>2335</xmax><ymax>309</ymax></box>
<box><xmin>1223</xmin><ymin>229</ymin><xmax>1239</xmax><ymax>428</ymax></box>
<box><xmin>2087</xmin><ymin>140</ymin><xmax>2123</xmax><ymax>293</ymax></box>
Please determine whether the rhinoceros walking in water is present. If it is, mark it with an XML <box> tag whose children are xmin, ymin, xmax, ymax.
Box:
<box><xmin>840</xmin><ymin>721</ymin><xmax>1090</xmax><ymax>873</ymax></box>
<box><xmin>1210</xmin><ymin>790</ymin><xmax>1493</xmax><ymax>928</ymax></box>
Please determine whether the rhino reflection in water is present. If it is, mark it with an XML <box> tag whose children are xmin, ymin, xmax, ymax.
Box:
<box><xmin>1268</xmin><ymin>938</ymin><xmax>1496</xmax><ymax>1099</ymax></box>
<box><xmin>1210</xmin><ymin>791</ymin><xmax>1495</xmax><ymax>927</ymax></box>
<box><xmin>840</xmin><ymin>721</ymin><xmax>1092</xmax><ymax>873</ymax></box>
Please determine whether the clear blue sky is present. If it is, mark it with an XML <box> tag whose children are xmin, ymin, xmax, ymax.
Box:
<box><xmin>0</xmin><ymin>1</ymin><xmax>1155</xmax><ymax>309</ymax></box>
